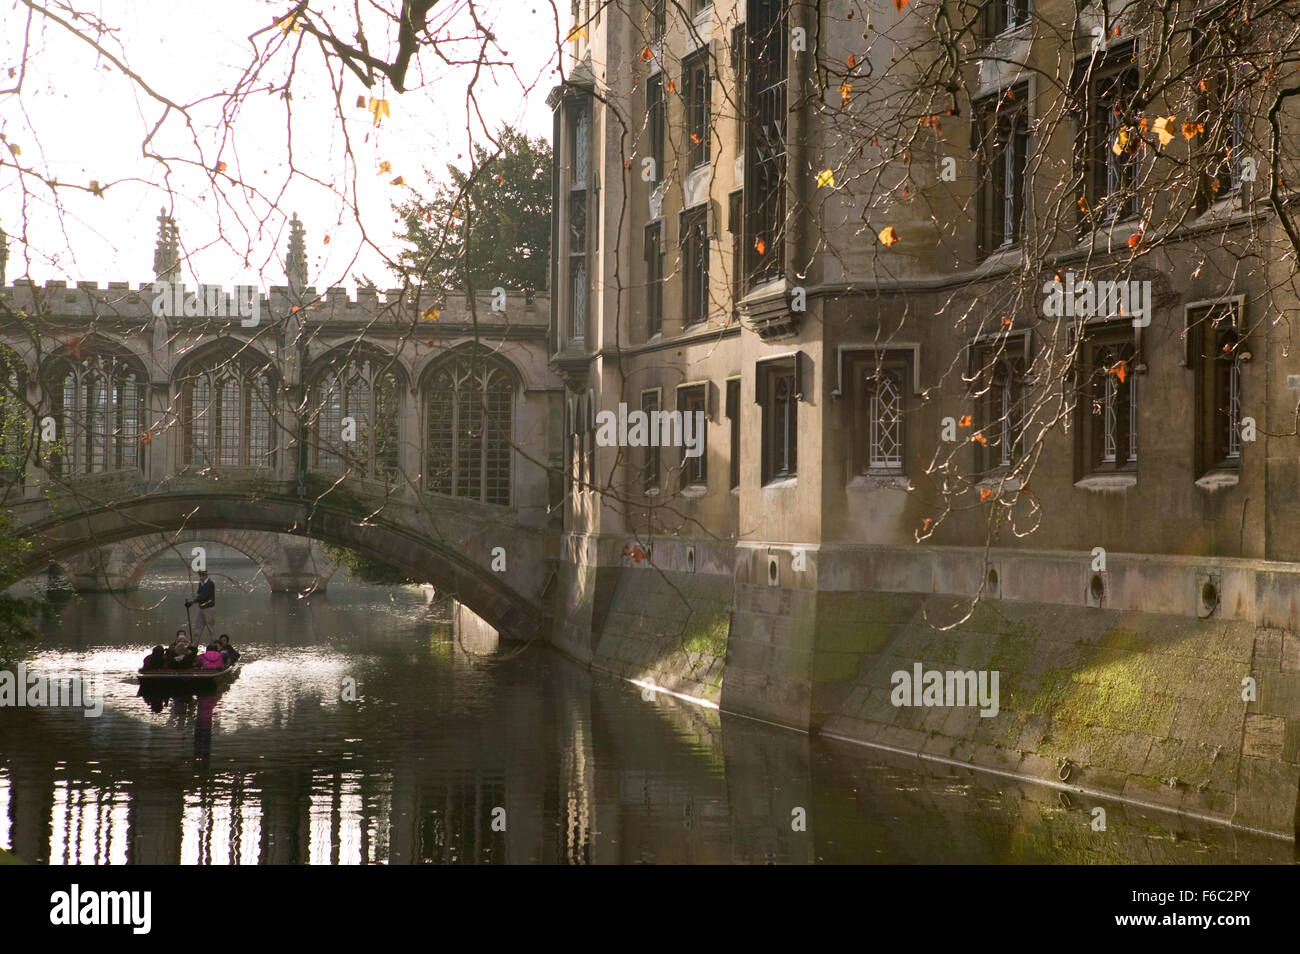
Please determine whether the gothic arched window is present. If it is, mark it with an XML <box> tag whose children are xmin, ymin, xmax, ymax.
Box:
<box><xmin>311</xmin><ymin>359</ymin><xmax>400</xmax><ymax>480</ymax></box>
<box><xmin>425</xmin><ymin>356</ymin><xmax>514</xmax><ymax>505</ymax></box>
<box><xmin>181</xmin><ymin>357</ymin><xmax>274</xmax><ymax>469</ymax></box>
<box><xmin>47</xmin><ymin>355</ymin><xmax>145</xmax><ymax>477</ymax></box>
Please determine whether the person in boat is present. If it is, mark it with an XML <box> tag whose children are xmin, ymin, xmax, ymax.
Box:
<box><xmin>189</xmin><ymin>571</ymin><xmax>217</xmax><ymax>642</ymax></box>
<box><xmin>217</xmin><ymin>634</ymin><xmax>240</xmax><ymax>666</ymax></box>
<box><xmin>197</xmin><ymin>642</ymin><xmax>226</xmax><ymax>671</ymax></box>
<box><xmin>168</xmin><ymin>638</ymin><xmax>195</xmax><ymax>670</ymax></box>
<box><xmin>142</xmin><ymin>645</ymin><xmax>167</xmax><ymax>671</ymax></box>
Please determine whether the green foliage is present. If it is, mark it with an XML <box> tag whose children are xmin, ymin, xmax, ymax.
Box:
<box><xmin>0</xmin><ymin>508</ymin><xmax>43</xmax><ymax>664</ymax></box>
<box><xmin>393</xmin><ymin>124</ymin><xmax>551</xmax><ymax>294</ymax></box>
<box><xmin>321</xmin><ymin>541</ymin><xmax>419</xmax><ymax>586</ymax></box>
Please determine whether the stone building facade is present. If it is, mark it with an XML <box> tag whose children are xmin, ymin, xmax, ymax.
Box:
<box><xmin>546</xmin><ymin>0</ymin><xmax>1300</xmax><ymax>835</ymax></box>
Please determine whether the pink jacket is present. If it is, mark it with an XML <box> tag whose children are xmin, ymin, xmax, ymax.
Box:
<box><xmin>197</xmin><ymin>650</ymin><xmax>226</xmax><ymax>670</ymax></box>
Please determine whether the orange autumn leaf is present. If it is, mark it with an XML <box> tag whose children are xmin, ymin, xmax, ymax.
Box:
<box><xmin>495</xmin><ymin>174</ymin><xmax>504</xmax><ymax>185</ymax></box>
<box><xmin>894</xmin><ymin>0</ymin><xmax>909</xmax><ymax>10</ymax></box>
<box><xmin>902</xmin><ymin>185</ymin><xmax>910</xmax><ymax>197</ymax></box>
<box><xmin>140</xmin><ymin>430</ymin><xmax>153</xmax><ymax>446</ymax></box>
<box><xmin>979</xmin><ymin>488</ymin><xmax>993</xmax><ymax>501</ymax></box>
<box><xmin>422</xmin><ymin>305</ymin><xmax>440</xmax><ymax>321</ymax></box>
<box><xmin>973</xmin><ymin>432</ymin><xmax>988</xmax><ymax>446</ymax></box>
<box><xmin>691</xmin><ymin>133</ymin><xmax>701</xmax><ymax>144</ymax></box>
<box><xmin>323</xmin><ymin>235</ymin><xmax>331</xmax><ymax>245</ymax></box>
<box><xmin>840</xmin><ymin>82</ymin><xmax>852</xmax><ymax>109</ymax></box>
<box><xmin>1001</xmin><ymin>316</ymin><xmax>1013</xmax><ymax>327</ymax></box>
<box><xmin>1005</xmin><ymin>88</ymin><xmax>1016</xmax><ymax>101</ymax></box>
<box><xmin>378</xmin><ymin>160</ymin><xmax>392</xmax><ymax>174</ymax></box>
<box><xmin>755</xmin><ymin>237</ymin><xmax>766</xmax><ymax>255</ymax></box>
<box><xmin>847</xmin><ymin>53</ymin><xmax>856</xmax><ymax>69</ymax></box>
<box><xmin>1138</xmin><ymin>116</ymin><xmax>1149</xmax><ymax>131</ymax></box>
<box><xmin>958</xmin><ymin>415</ymin><xmax>972</xmax><ymax>427</ymax></box>
<box><xmin>640</xmin><ymin>46</ymin><xmax>653</xmax><ymax>61</ymax></box>
<box><xmin>1182</xmin><ymin>121</ymin><xmax>1203</xmax><ymax>140</ymax></box>
<box><xmin>666</xmin><ymin>77</ymin><xmax>676</xmax><ymax>93</ymax></box>
<box><xmin>922</xmin><ymin>517</ymin><xmax>933</xmax><ymax>530</ymax></box>
<box><xmin>390</xmin><ymin>175</ymin><xmax>405</xmax><ymax>186</ymax></box>
<box><xmin>215</xmin><ymin>160</ymin><xmax>227</xmax><ymax>173</ymax></box>
<box><xmin>1110</xmin><ymin>360</ymin><xmax>1128</xmax><ymax>384</ymax></box>
<box><xmin>877</xmin><ymin>225</ymin><xmax>900</xmax><ymax>246</ymax></box>
<box><xmin>1198</xmin><ymin>77</ymin><xmax>1210</xmax><ymax>92</ymax></box>
<box><xmin>1078</xmin><ymin>196</ymin><xmax>1088</xmax><ymax>213</ymax></box>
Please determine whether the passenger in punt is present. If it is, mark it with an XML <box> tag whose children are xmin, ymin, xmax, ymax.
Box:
<box><xmin>197</xmin><ymin>643</ymin><xmax>226</xmax><ymax>671</ymax></box>
<box><xmin>217</xmin><ymin>634</ymin><xmax>240</xmax><ymax>666</ymax></box>
<box><xmin>142</xmin><ymin>646</ymin><xmax>167</xmax><ymax>671</ymax></box>
<box><xmin>168</xmin><ymin>637</ymin><xmax>195</xmax><ymax>669</ymax></box>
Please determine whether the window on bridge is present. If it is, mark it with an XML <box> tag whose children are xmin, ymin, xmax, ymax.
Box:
<box><xmin>311</xmin><ymin>359</ymin><xmax>400</xmax><ymax>480</ymax></box>
<box><xmin>181</xmin><ymin>360</ymin><xmax>275</xmax><ymax>470</ymax></box>
<box><xmin>46</xmin><ymin>354</ymin><xmax>145</xmax><ymax>477</ymax></box>
<box><xmin>426</xmin><ymin>355</ymin><xmax>513</xmax><ymax>506</ymax></box>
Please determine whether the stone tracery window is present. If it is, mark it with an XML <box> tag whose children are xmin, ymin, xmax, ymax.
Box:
<box><xmin>425</xmin><ymin>355</ymin><xmax>514</xmax><ymax>506</ymax></box>
<box><xmin>181</xmin><ymin>356</ymin><xmax>274</xmax><ymax>469</ymax></box>
<box><xmin>311</xmin><ymin>358</ymin><xmax>400</xmax><ymax>480</ymax></box>
<box><xmin>48</xmin><ymin>354</ymin><xmax>145</xmax><ymax>477</ymax></box>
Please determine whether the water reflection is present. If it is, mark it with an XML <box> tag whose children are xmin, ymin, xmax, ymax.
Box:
<box><xmin>0</xmin><ymin>571</ymin><xmax>1294</xmax><ymax>864</ymax></box>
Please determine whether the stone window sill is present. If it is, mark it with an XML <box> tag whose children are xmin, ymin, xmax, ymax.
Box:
<box><xmin>1195</xmin><ymin>469</ymin><xmax>1240</xmax><ymax>491</ymax></box>
<box><xmin>976</xmin><ymin>473</ymin><xmax>1023</xmax><ymax>495</ymax></box>
<box><xmin>763</xmin><ymin>476</ymin><xmax>797</xmax><ymax>490</ymax></box>
<box><xmin>679</xmin><ymin>483</ymin><xmax>707</xmax><ymax>498</ymax></box>
<box><xmin>1074</xmin><ymin>472</ymin><xmax>1137</xmax><ymax>492</ymax></box>
<box><xmin>848</xmin><ymin>473</ymin><xmax>913</xmax><ymax>491</ymax></box>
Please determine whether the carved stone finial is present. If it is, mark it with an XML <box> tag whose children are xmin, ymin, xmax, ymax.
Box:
<box><xmin>286</xmin><ymin>213</ymin><xmax>307</xmax><ymax>296</ymax></box>
<box><xmin>152</xmin><ymin>207</ymin><xmax>179</xmax><ymax>282</ymax></box>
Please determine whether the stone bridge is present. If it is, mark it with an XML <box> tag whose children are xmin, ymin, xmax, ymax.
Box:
<box><xmin>59</xmin><ymin>528</ymin><xmax>339</xmax><ymax>594</ymax></box>
<box><xmin>0</xmin><ymin>214</ymin><xmax>564</xmax><ymax>638</ymax></box>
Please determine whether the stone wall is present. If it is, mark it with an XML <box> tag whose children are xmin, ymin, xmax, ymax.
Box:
<box><xmin>551</xmin><ymin>541</ymin><xmax>1300</xmax><ymax>839</ymax></box>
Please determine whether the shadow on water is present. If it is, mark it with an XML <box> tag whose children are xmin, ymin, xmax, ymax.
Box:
<box><xmin>0</xmin><ymin>569</ymin><xmax>1294</xmax><ymax>864</ymax></box>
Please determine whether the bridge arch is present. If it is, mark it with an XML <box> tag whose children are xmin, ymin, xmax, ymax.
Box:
<box><xmin>16</xmin><ymin>487</ymin><xmax>549</xmax><ymax>639</ymax></box>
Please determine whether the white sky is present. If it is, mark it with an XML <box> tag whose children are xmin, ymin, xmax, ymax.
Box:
<box><xmin>0</xmin><ymin>0</ymin><xmax>561</xmax><ymax>291</ymax></box>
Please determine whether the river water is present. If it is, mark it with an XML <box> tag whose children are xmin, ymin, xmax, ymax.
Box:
<box><xmin>0</xmin><ymin>567</ymin><xmax>1293</xmax><ymax>864</ymax></box>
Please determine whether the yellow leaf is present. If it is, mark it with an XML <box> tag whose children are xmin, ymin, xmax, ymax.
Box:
<box><xmin>839</xmin><ymin>82</ymin><xmax>852</xmax><ymax>109</ymax></box>
<box><xmin>817</xmin><ymin>168</ymin><xmax>835</xmax><ymax>188</ymax></box>
<box><xmin>422</xmin><ymin>305</ymin><xmax>440</xmax><ymax>321</ymax></box>
<box><xmin>565</xmin><ymin>24</ymin><xmax>587</xmax><ymax>43</ymax></box>
<box><xmin>277</xmin><ymin>13</ymin><xmax>300</xmax><ymax>34</ymax></box>
<box><xmin>1111</xmin><ymin>126</ymin><xmax>1129</xmax><ymax>156</ymax></box>
<box><xmin>1152</xmin><ymin>115</ymin><xmax>1175</xmax><ymax>147</ymax></box>
<box><xmin>368</xmin><ymin>97</ymin><xmax>390</xmax><ymax>126</ymax></box>
<box><xmin>877</xmin><ymin>225</ymin><xmax>900</xmax><ymax>246</ymax></box>
<box><xmin>9</xmin><ymin>144</ymin><xmax>19</xmax><ymax>157</ymax></box>
<box><xmin>378</xmin><ymin>160</ymin><xmax>392</xmax><ymax>174</ymax></box>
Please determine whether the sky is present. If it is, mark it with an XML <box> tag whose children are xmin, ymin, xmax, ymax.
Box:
<box><xmin>0</xmin><ymin>0</ymin><xmax>561</xmax><ymax>292</ymax></box>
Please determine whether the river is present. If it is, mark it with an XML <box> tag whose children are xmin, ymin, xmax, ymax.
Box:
<box><xmin>0</xmin><ymin>566</ymin><xmax>1293</xmax><ymax>864</ymax></box>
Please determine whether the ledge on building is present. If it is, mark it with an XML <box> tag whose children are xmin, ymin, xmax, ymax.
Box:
<box><xmin>762</xmin><ymin>476</ymin><xmax>797</xmax><ymax>491</ymax></box>
<box><xmin>1195</xmin><ymin>469</ymin><xmax>1240</xmax><ymax>491</ymax></box>
<box><xmin>975</xmin><ymin>473</ymin><xmax>1023</xmax><ymax>496</ymax></box>
<box><xmin>679</xmin><ymin>483</ymin><xmax>707</xmax><ymax>498</ymax></box>
<box><xmin>848</xmin><ymin>473</ymin><xmax>913</xmax><ymax>492</ymax></box>
<box><xmin>1074</xmin><ymin>472</ymin><xmax>1137</xmax><ymax>493</ymax></box>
